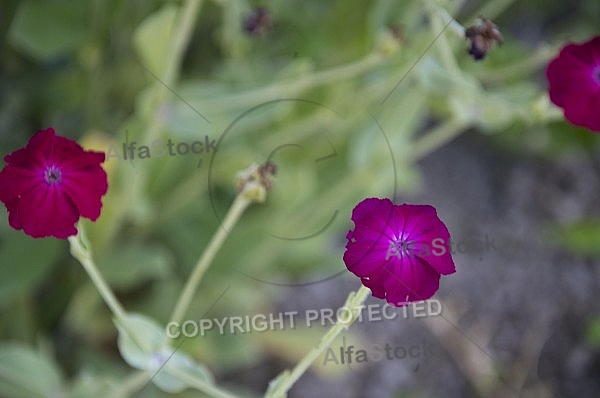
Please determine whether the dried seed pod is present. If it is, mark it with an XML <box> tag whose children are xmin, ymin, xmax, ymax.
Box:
<box><xmin>465</xmin><ymin>17</ymin><xmax>503</xmax><ymax>60</ymax></box>
<box><xmin>235</xmin><ymin>162</ymin><xmax>277</xmax><ymax>202</ymax></box>
<box><xmin>243</xmin><ymin>7</ymin><xmax>272</xmax><ymax>36</ymax></box>
<box><xmin>389</xmin><ymin>25</ymin><xmax>404</xmax><ymax>42</ymax></box>
<box><xmin>258</xmin><ymin>162</ymin><xmax>277</xmax><ymax>191</ymax></box>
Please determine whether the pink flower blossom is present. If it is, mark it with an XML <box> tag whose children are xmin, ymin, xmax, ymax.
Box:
<box><xmin>547</xmin><ymin>36</ymin><xmax>600</xmax><ymax>131</ymax></box>
<box><xmin>0</xmin><ymin>128</ymin><xmax>108</xmax><ymax>238</ymax></box>
<box><xmin>343</xmin><ymin>198</ymin><xmax>455</xmax><ymax>307</ymax></box>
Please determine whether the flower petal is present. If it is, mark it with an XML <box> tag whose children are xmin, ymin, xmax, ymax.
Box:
<box><xmin>4</xmin><ymin>128</ymin><xmax>56</xmax><ymax>169</ymax></box>
<box><xmin>17</xmin><ymin>185</ymin><xmax>79</xmax><ymax>238</ymax></box>
<box><xmin>60</xmin><ymin>150</ymin><xmax>105</xmax><ymax>170</ymax></box>
<box><xmin>546</xmin><ymin>36</ymin><xmax>600</xmax><ymax>132</ymax></box>
<box><xmin>344</xmin><ymin>198</ymin><xmax>454</xmax><ymax>307</ymax></box>
<box><xmin>0</xmin><ymin>127</ymin><xmax>109</xmax><ymax>238</ymax></box>
<box><xmin>562</xmin><ymin>38</ymin><xmax>600</xmax><ymax>65</ymax></box>
<box><xmin>349</xmin><ymin>197</ymin><xmax>396</xmax><ymax>239</ymax></box>
<box><xmin>62</xmin><ymin>166</ymin><xmax>108</xmax><ymax>221</ymax></box>
<box><xmin>563</xmin><ymin>91</ymin><xmax>600</xmax><ymax>131</ymax></box>
<box><xmin>0</xmin><ymin>165</ymin><xmax>44</xmax><ymax>203</ymax></box>
<box><xmin>360</xmin><ymin>256</ymin><xmax>441</xmax><ymax>306</ymax></box>
<box><xmin>399</xmin><ymin>205</ymin><xmax>456</xmax><ymax>275</ymax></box>
<box><xmin>344</xmin><ymin>230</ymin><xmax>390</xmax><ymax>276</ymax></box>
<box><xmin>547</xmin><ymin>53</ymin><xmax>598</xmax><ymax>107</ymax></box>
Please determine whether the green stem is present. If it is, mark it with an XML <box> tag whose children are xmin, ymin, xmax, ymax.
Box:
<box><xmin>170</xmin><ymin>194</ymin><xmax>252</xmax><ymax>325</ymax></box>
<box><xmin>171</xmin><ymin>367</ymin><xmax>241</xmax><ymax>398</ymax></box>
<box><xmin>165</xmin><ymin>1</ymin><xmax>202</xmax><ymax>87</ymax></box>
<box><xmin>409</xmin><ymin>119</ymin><xmax>468</xmax><ymax>161</ymax></box>
<box><xmin>426</xmin><ymin>0</ymin><xmax>461</xmax><ymax>75</ymax></box>
<box><xmin>117</xmin><ymin>0</ymin><xmax>204</xmax><ymax>235</ymax></box>
<box><xmin>115</xmin><ymin>371</ymin><xmax>151</xmax><ymax>398</ymax></box>
<box><xmin>265</xmin><ymin>286</ymin><xmax>371</xmax><ymax>398</ymax></box>
<box><xmin>426</xmin><ymin>0</ymin><xmax>465</xmax><ymax>38</ymax></box>
<box><xmin>474</xmin><ymin>44</ymin><xmax>556</xmax><ymax>84</ymax></box>
<box><xmin>68</xmin><ymin>233</ymin><xmax>127</xmax><ymax>323</ymax></box>
<box><xmin>199</xmin><ymin>52</ymin><xmax>384</xmax><ymax>111</ymax></box>
<box><xmin>468</xmin><ymin>0</ymin><xmax>518</xmax><ymax>21</ymax></box>
<box><xmin>146</xmin><ymin>0</ymin><xmax>204</xmax><ymax>143</ymax></box>
<box><xmin>68</xmin><ymin>228</ymin><xmax>150</xmax><ymax>352</ymax></box>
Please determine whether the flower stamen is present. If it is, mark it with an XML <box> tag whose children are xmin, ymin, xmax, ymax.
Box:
<box><xmin>44</xmin><ymin>165</ymin><xmax>62</xmax><ymax>185</ymax></box>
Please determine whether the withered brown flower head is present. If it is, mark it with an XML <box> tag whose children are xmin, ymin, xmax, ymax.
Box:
<box><xmin>465</xmin><ymin>17</ymin><xmax>503</xmax><ymax>60</ymax></box>
<box><xmin>258</xmin><ymin>162</ymin><xmax>277</xmax><ymax>191</ymax></box>
<box><xmin>389</xmin><ymin>25</ymin><xmax>404</xmax><ymax>42</ymax></box>
<box><xmin>243</xmin><ymin>7</ymin><xmax>272</xmax><ymax>36</ymax></box>
<box><xmin>235</xmin><ymin>162</ymin><xmax>277</xmax><ymax>202</ymax></box>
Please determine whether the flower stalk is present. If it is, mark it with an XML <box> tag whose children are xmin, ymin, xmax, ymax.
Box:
<box><xmin>169</xmin><ymin>366</ymin><xmax>241</xmax><ymax>398</ymax></box>
<box><xmin>409</xmin><ymin>119</ymin><xmax>468</xmax><ymax>161</ymax></box>
<box><xmin>265</xmin><ymin>285</ymin><xmax>371</xmax><ymax>398</ymax></box>
<box><xmin>197</xmin><ymin>52</ymin><xmax>384</xmax><ymax>112</ymax></box>
<box><xmin>170</xmin><ymin>162</ymin><xmax>277</xmax><ymax>326</ymax></box>
<box><xmin>68</xmin><ymin>226</ymin><xmax>150</xmax><ymax>352</ymax></box>
<box><xmin>169</xmin><ymin>193</ymin><xmax>251</xmax><ymax>325</ymax></box>
<box><xmin>69</xmin><ymin>231</ymin><xmax>126</xmax><ymax>321</ymax></box>
<box><xmin>116</xmin><ymin>0</ymin><xmax>205</xmax><ymax>236</ymax></box>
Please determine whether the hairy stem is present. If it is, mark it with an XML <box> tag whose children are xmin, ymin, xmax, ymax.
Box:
<box><xmin>68</xmin><ymin>227</ymin><xmax>150</xmax><ymax>352</ymax></box>
<box><xmin>265</xmin><ymin>285</ymin><xmax>371</xmax><ymax>398</ymax></box>
<box><xmin>410</xmin><ymin>119</ymin><xmax>468</xmax><ymax>161</ymax></box>
<box><xmin>170</xmin><ymin>194</ymin><xmax>251</xmax><ymax>325</ymax></box>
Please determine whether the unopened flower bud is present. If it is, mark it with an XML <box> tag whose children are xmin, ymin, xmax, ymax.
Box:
<box><xmin>235</xmin><ymin>162</ymin><xmax>277</xmax><ymax>203</ymax></box>
<box><xmin>376</xmin><ymin>26</ymin><xmax>403</xmax><ymax>56</ymax></box>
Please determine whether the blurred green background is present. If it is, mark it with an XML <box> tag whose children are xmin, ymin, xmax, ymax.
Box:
<box><xmin>1</xmin><ymin>0</ymin><xmax>600</xmax><ymax>397</ymax></box>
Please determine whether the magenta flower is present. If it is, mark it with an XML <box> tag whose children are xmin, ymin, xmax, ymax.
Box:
<box><xmin>547</xmin><ymin>36</ymin><xmax>600</xmax><ymax>132</ymax></box>
<box><xmin>343</xmin><ymin>198</ymin><xmax>455</xmax><ymax>307</ymax></box>
<box><xmin>0</xmin><ymin>128</ymin><xmax>108</xmax><ymax>239</ymax></box>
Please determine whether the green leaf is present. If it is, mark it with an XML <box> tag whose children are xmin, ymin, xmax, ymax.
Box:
<box><xmin>116</xmin><ymin>313</ymin><xmax>213</xmax><ymax>394</ymax></box>
<box><xmin>8</xmin><ymin>0</ymin><xmax>88</xmax><ymax>60</ymax></box>
<box><xmin>133</xmin><ymin>5</ymin><xmax>179</xmax><ymax>78</ymax></box>
<box><xmin>586</xmin><ymin>318</ymin><xmax>600</xmax><ymax>348</ymax></box>
<box><xmin>551</xmin><ymin>220</ymin><xmax>600</xmax><ymax>256</ymax></box>
<box><xmin>0</xmin><ymin>232</ymin><xmax>62</xmax><ymax>308</ymax></box>
<box><xmin>151</xmin><ymin>349</ymin><xmax>214</xmax><ymax>393</ymax></box>
<box><xmin>0</xmin><ymin>343</ymin><xmax>64</xmax><ymax>398</ymax></box>
<box><xmin>63</xmin><ymin>284</ymin><xmax>117</xmax><ymax>340</ymax></box>
<box><xmin>96</xmin><ymin>243</ymin><xmax>173</xmax><ymax>289</ymax></box>
<box><xmin>69</xmin><ymin>371</ymin><xmax>118</xmax><ymax>398</ymax></box>
<box><xmin>116</xmin><ymin>314</ymin><xmax>165</xmax><ymax>370</ymax></box>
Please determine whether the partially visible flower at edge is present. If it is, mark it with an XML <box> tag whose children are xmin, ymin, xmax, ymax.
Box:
<box><xmin>343</xmin><ymin>198</ymin><xmax>456</xmax><ymax>307</ymax></box>
<box><xmin>547</xmin><ymin>36</ymin><xmax>600</xmax><ymax>132</ymax></box>
<box><xmin>0</xmin><ymin>127</ymin><xmax>108</xmax><ymax>239</ymax></box>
